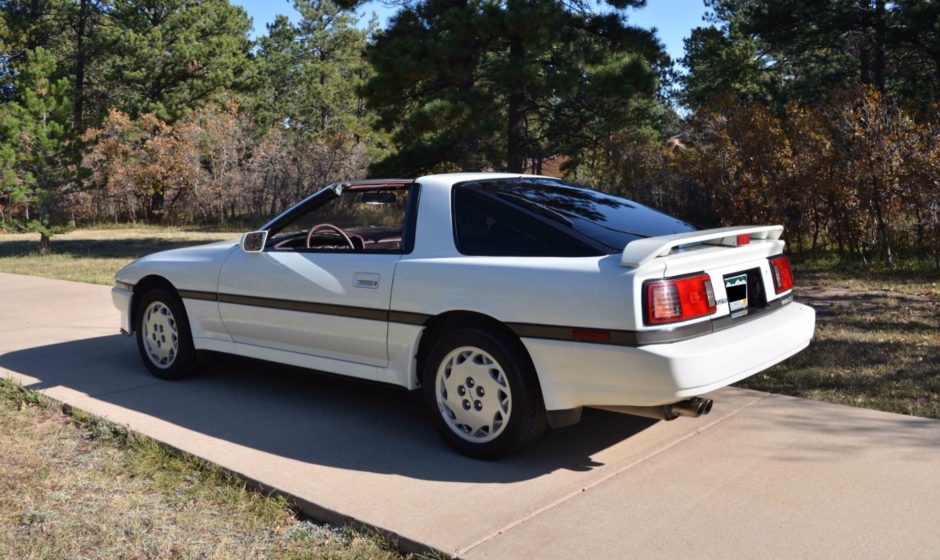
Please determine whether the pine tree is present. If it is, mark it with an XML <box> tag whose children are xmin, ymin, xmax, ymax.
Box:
<box><xmin>362</xmin><ymin>0</ymin><xmax>667</xmax><ymax>175</ymax></box>
<box><xmin>252</xmin><ymin>14</ymin><xmax>301</xmax><ymax>130</ymax></box>
<box><xmin>0</xmin><ymin>0</ymin><xmax>70</xmax><ymax>102</ymax></box>
<box><xmin>0</xmin><ymin>47</ymin><xmax>74</xmax><ymax>253</ymax></box>
<box><xmin>681</xmin><ymin>0</ymin><xmax>940</xmax><ymax>112</ymax></box>
<box><xmin>102</xmin><ymin>0</ymin><xmax>253</xmax><ymax>122</ymax></box>
<box><xmin>293</xmin><ymin>0</ymin><xmax>372</xmax><ymax>137</ymax></box>
<box><xmin>252</xmin><ymin>1</ymin><xmax>376</xmax><ymax>139</ymax></box>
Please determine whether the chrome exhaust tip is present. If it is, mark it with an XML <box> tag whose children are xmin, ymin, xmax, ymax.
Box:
<box><xmin>671</xmin><ymin>397</ymin><xmax>713</xmax><ymax>418</ymax></box>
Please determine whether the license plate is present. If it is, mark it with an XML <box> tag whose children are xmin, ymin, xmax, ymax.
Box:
<box><xmin>724</xmin><ymin>273</ymin><xmax>749</xmax><ymax>315</ymax></box>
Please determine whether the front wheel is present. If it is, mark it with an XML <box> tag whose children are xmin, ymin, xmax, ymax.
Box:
<box><xmin>423</xmin><ymin>327</ymin><xmax>547</xmax><ymax>459</ymax></box>
<box><xmin>135</xmin><ymin>287</ymin><xmax>198</xmax><ymax>380</ymax></box>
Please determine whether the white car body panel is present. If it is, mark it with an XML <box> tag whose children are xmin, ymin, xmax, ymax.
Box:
<box><xmin>195</xmin><ymin>337</ymin><xmax>384</xmax><ymax>382</ymax></box>
<box><xmin>390</xmin><ymin>255</ymin><xmax>654</xmax><ymax>330</ymax></box>
<box><xmin>111</xmin><ymin>286</ymin><xmax>133</xmax><ymax>334</ymax></box>
<box><xmin>524</xmin><ymin>301</ymin><xmax>814</xmax><ymax>409</ymax></box>
<box><xmin>218</xmin><ymin>250</ymin><xmax>400</xmax><ymax>367</ymax></box>
<box><xmin>113</xmin><ymin>172</ymin><xmax>816</xmax><ymax>412</ymax></box>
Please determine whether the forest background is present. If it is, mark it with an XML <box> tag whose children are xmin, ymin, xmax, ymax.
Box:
<box><xmin>1</xmin><ymin>0</ymin><xmax>938</xmax><ymax>265</ymax></box>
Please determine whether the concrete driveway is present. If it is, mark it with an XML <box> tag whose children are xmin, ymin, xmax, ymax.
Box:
<box><xmin>1</xmin><ymin>272</ymin><xmax>938</xmax><ymax>559</ymax></box>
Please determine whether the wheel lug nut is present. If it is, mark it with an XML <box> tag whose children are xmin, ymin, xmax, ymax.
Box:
<box><xmin>462</xmin><ymin>399</ymin><xmax>471</xmax><ymax>410</ymax></box>
<box><xmin>466</xmin><ymin>377</ymin><xmax>474</xmax><ymax>388</ymax></box>
<box><xmin>457</xmin><ymin>386</ymin><xmax>466</xmax><ymax>396</ymax></box>
<box><xmin>476</xmin><ymin>387</ymin><xmax>485</xmax><ymax>397</ymax></box>
<box><xmin>474</xmin><ymin>400</ymin><xmax>483</xmax><ymax>411</ymax></box>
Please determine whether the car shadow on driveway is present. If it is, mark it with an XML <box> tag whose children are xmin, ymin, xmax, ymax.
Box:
<box><xmin>0</xmin><ymin>335</ymin><xmax>656</xmax><ymax>483</ymax></box>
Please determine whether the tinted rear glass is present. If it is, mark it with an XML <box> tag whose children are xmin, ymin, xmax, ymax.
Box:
<box><xmin>453</xmin><ymin>188</ymin><xmax>600</xmax><ymax>257</ymax></box>
<box><xmin>463</xmin><ymin>178</ymin><xmax>695</xmax><ymax>250</ymax></box>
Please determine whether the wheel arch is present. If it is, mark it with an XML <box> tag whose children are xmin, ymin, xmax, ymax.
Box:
<box><xmin>414</xmin><ymin>310</ymin><xmax>541</xmax><ymax>393</ymax></box>
<box><xmin>130</xmin><ymin>275</ymin><xmax>179</xmax><ymax>330</ymax></box>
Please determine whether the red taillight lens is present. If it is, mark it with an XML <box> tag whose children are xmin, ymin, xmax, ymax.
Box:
<box><xmin>645</xmin><ymin>274</ymin><xmax>717</xmax><ymax>325</ymax></box>
<box><xmin>768</xmin><ymin>255</ymin><xmax>794</xmax><ymax>293</ymax></box>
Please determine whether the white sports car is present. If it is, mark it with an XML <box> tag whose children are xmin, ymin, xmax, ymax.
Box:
<box><xmin>113</xmin><ymin>173</ymin><xmax>815</xmax><ymax>458</ymax></box>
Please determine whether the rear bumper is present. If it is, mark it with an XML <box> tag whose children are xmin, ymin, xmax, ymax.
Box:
<box><xmin>111</xmin><ymin>287</ymin><xmax>133</xmax><ymax>335</ymax></box>
<box><xmin>523</xmin><ymin>301</ymin><xmax>816</xmax><ymax>410</ymax></box>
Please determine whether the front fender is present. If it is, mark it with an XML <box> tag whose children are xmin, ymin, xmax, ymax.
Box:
<box><xmin>114</xmin><ymin>240</ymin><xmax>239</xmax><ymax>293</ymax></box>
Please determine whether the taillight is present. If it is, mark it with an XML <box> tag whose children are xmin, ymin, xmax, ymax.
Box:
<box><xmin>644</xmin><ymin>274</ymin><xmax>717</xmax><ymax>325</ymax></box>
<box><xmin>768</xmin><ymin>255</ymin><xmax>793</xmax><ymax>293</ymax></box>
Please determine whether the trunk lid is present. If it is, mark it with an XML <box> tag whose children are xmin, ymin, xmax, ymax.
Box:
<box><xmin>624</xmin><ymin>225</ymin><xmax>791</xmax><ymax>327</ymax></box>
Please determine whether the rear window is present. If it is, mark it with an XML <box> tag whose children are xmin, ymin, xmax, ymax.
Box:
<box><xmin>460</xmin><ymin>178</ymin><xmax>695</xmax><ymax>251</ymax></box>
<box><xmin>453</xmin><ymin>188</ymin><xmax>600</xmax><ymax>257</ymax></box>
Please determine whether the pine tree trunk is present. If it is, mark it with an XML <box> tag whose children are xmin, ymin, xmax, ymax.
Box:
<box><xmin>873</xmin><ymin>0</ymin><xmax>886</xmax><ymax>93</ymax></box>
<box><xmin>73</xmin><ymin>0</ymin><xmax>87</xmax><ymax>131</ymax></box>
<box><xmin>39</xmin><ymin>231</ymin><xmax>51</xmax><ymax>256</ymax></box>
<box><xmin>27</xmin><ymin>0</ymin><xmax>43</xmax><ymax>49</ymax></box>
<box><xmin>858</xmin><ymin>0</ymin><xmax>871</xmax><ymax>85</ymax></box>
<box><xmin>149</xmin><ymin>191</ymin><xmax>165</xmax><ymax>222</ymax></box>
<box><xmin>506</xmin><ymin>29</ymin><xmax>525</xmax><ymax>173</ymax></box>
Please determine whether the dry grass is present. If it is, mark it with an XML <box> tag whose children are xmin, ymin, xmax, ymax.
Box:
<box><xmin>738</xmin><ymin>258</ymin><xmax>940</xmax><ymax>419</ymax></box>
<box><xmin>0</xmin><ymin>380</ymin><xmax>417</xmax><ymax>560</ymax></box>
<box><xmin>0</xmin><ymin>227</ymin><xmax>240</xmax><ymax>285</ymax></box>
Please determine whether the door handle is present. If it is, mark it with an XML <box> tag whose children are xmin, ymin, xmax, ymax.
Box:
<box><xmin>353</xmin><ymin>272</ymin><xmax>380</xmax><ymax>289</ymax></box>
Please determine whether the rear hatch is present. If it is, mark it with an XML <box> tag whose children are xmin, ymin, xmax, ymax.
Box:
<box><xmin>623</xmin><ymin>226</ymin><xmax>794</xmax><ymax>333</ymax></box>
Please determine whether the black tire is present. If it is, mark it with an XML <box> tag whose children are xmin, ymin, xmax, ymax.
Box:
<box><xmin>134</xmin><ymin>287</ymin><xmax>198</xmax><ymax>380</ymax></box>
<box><xmin>422</xmin><ymin>326</ymin><xmax>547</xmax><ymax>459</ymax></box>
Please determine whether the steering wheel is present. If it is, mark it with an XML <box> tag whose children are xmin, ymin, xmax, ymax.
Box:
<box><xmin>306</xmin><ymin>223</ymin><xmax>355</xmax><ymax>249</ymax></box>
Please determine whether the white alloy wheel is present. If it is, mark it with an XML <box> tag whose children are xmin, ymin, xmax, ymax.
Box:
<box><xmin>141</xmin><ymin>300</ymin><xmax>179</xmax><ymax>369</ymax></box>
<box><xmin>435</xmin><ymin>346</ymin><xmax>513</xmax><ymax>443</ymax></box>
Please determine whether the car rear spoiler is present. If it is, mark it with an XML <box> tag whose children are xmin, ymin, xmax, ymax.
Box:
<box><xmin>621</xmin><ymin>225</ymin><xmax>784</xmax><ymax>268</ymax></box>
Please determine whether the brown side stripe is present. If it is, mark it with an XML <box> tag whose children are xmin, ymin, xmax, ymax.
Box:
<box><xmin>217</xmin><ymin>293</ymin><xmax>390</xmax><ymax>322</ymax></box>
<box><xmin>178</xmin><ymin>289</ymin><xmax>218</xmax><ymax>302</ymax></box>
<box><xmin>177</xmin><ymin>290</ymin><xmax>793</xmax><ymax>347</ymax></box>
<box><xmin>388</xmin><ymin>310</ymin><xmax>432</xmax><ymax>325</ymax></box>
<box><xmin>509</xmin><ymin>295</ymin><xmax>791</xmax><ymax>346</ymax></box>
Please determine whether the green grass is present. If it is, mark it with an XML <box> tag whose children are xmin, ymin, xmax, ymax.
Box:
<box><xmin>0</xmin><ymin>379</ymin><xmax>422</xmax><ymax>560</ymax></box>
<box><xmin>0</xmin><ymin>227</ymin><xmax>240</xmax><ymax>285</ymax></box>
<box><xmin>737</xmin><ymin>255</ymin><xmax>940</xmax><ymax>419</ymax></box>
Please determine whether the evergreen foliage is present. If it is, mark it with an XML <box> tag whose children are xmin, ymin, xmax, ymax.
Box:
<box><xmin>102</xmin><ymin>0</ymin><xmax>254</xmax><ymax>122</ymax></box>
<box><xmin>0</xmin><ymin>47</ymin><xmax>74</xmax><ymax>252</ymax></box>
<box><xmin>363</xmin><ymin>0</ymin><xmax>670</xmax><ymax>175</ymax></box>
<box><xmin>680</xmin><ymin>0</ymin><xmax>940</xmax><ymax>112</ymax></box>
<box><xmin>0</xmin><ymin>0</ymin><xmax>937</xmax><ymax>265</ymax></box>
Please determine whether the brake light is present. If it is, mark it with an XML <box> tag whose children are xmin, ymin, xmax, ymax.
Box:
<box><xmin>768</xmin><ymin>255</ymin><xmax>793</xmax><ymax>293</ymax></box>
<box><xmin>645</xmin><ymin>274</ymin><xmax>717</xmax><ymax>325</ymax></box>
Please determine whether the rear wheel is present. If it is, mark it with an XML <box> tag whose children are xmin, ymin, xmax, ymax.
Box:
<box><xmin>135</xmin><ymin>288</ymin><xmax>198</xmax><ymax>380</ymax></box>
<box><xmin>423</xmin><ymin>327</ymin><xmax>547</xmax><ymax>459</ymax></box>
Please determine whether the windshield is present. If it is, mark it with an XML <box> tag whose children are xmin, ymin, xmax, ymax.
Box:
<box><xmin>462</xmin><ymin>178</ymin><xmax>696</xmax><ymax>250</ymax></box>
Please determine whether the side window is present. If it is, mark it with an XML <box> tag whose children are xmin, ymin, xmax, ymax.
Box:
<box><xmin>268</xmin><ymin>188</ymin><xmax>410</xmax><ymax>252</ymax></box>
<box><xmin>453</xmin><ymin>188</ymin><xmax>599</xmax><ymax>257</ymax></box>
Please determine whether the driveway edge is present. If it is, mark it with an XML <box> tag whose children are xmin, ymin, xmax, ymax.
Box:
<box><xmin>2</xmin><ymin>374</ymin><xmax>451</xmax><ymax>559</ymax></box>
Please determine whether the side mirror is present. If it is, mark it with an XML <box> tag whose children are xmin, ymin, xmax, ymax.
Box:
<box><xmin>240</xmin><ymin>230</ymin><xmax>268</xmax><ymax>253</ymax></box>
